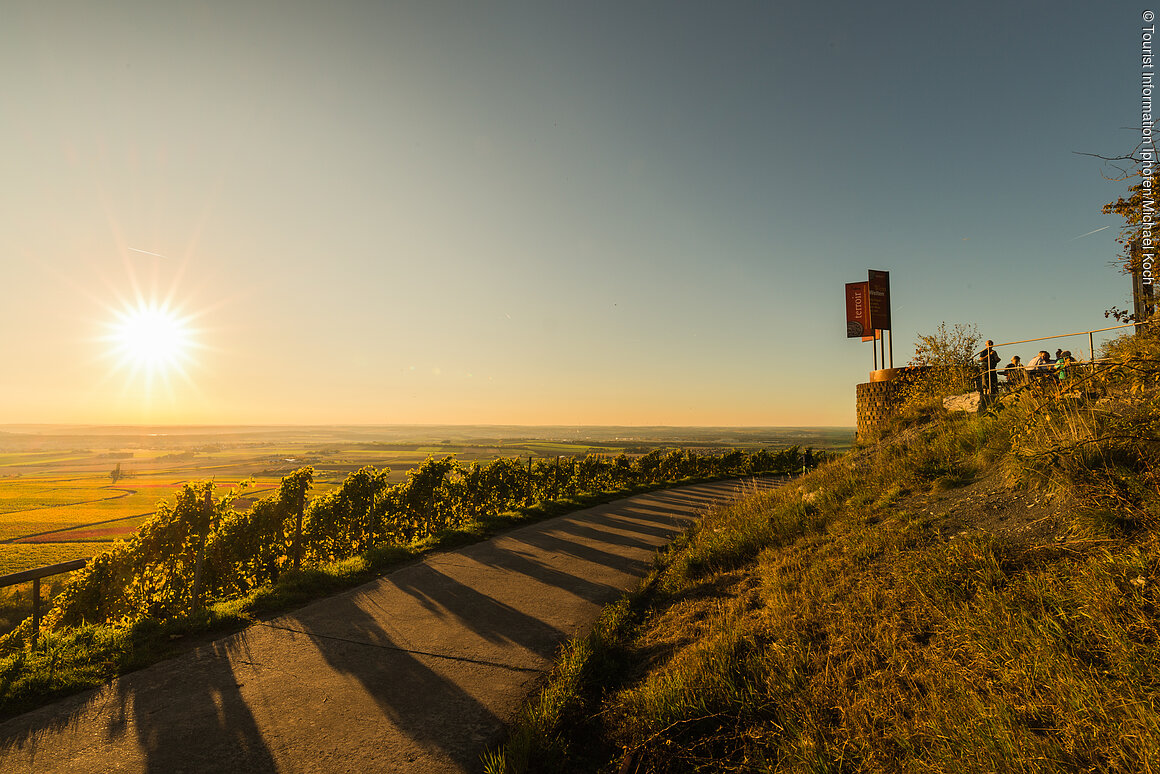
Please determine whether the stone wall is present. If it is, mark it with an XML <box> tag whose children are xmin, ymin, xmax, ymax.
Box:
<box><xmin>855</xmin><ymin>366</ymin><xmax>933</xmax><ymax>441</ymax></box>
<box><xmin>856</xmin><ymin>380</ymin><xmax>899</xmax><ymax>441</ymax></box>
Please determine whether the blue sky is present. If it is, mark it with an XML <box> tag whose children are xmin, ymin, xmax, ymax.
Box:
<box><xmin>0</xmin><ymin>1</ymin><xmax>1145</xmax><ymax>426</ymax></box>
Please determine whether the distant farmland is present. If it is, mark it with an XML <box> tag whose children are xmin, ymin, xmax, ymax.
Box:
<box><xmin>0</xmin><ymin>424</ymin><xmax>853</xmax><ymax>576</ymax></box>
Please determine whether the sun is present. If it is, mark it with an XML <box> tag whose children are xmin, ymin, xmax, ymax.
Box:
<box><xmin>107</xmin><ymin>301</ymin><xmax>196</xmax><ymax>377</ymax></box>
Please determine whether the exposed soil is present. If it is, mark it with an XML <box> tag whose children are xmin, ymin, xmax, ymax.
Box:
<box><xmin>899</xmin><ymin>466</ymin><xmax>1070</xmax><ymax>548</ymax></box>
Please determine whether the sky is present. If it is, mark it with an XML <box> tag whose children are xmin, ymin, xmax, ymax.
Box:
<box><xmin>0</xmin><ymin>1</ymin><xmax>1147</xmax><ymax>427</ymax></box>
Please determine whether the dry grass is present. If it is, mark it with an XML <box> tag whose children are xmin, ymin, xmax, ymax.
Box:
<box><xmin>485</xmin><ymin>331</ymin><xmax>1160</xmax><ymax>773</ymax></box>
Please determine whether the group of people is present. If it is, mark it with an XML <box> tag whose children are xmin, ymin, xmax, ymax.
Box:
<box><xmin>976</xmin><ymin>341</ymin><xmax>1075</xmax><ymax>394</ymax></box>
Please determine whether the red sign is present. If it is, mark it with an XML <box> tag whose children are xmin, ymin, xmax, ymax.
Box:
<box><xmin>868</xmin><ymin>269</ymin><xmax>891</xmax><ymax>330</ymax></box>
<box><xmin>845</xmin><ymin>282</ymin><xmax>870</xmax><ymax>338</ymax></box>
<box><xmin>861</xmin><ymin>330</ymin><xmax>882</xmax><ymax>342</ymax></box>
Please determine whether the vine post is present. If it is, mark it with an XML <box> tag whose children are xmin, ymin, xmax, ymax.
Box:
<box><xmin>31</xmin><ymin>577</ymin><xmax>41</xmax><ymax>647</ymax></box>
<box><xmin>553</xmin><ymin>455</ymin><xmax>561</xmax><ymax>500</ymax></box>
<box><xmin>293</xmin><ymin>487</ymin><xmax>306</xmax><ymax>571</ymax></box>
<box><xmin>190</xmin><ymin>484</ymin><xmax>213</xmax><ymax>615</ymax></box>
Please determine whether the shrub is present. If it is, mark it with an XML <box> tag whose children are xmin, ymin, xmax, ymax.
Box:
<box><xmin>899</xmin><ymin>322</ymin><xmax>983</xmax><ymax>412</ymax></box>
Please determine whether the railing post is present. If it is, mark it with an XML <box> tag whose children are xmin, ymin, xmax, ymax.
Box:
<box><xmin>0</xmin><ymin>559</ymin><xmax>88</xmax><ymax>649</ymax></box>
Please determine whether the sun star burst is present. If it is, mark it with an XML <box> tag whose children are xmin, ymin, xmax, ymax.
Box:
<box><xmin>107</xmin><ymin>301</ymin><xmax>196</xmax><ymax>378</ymax></box>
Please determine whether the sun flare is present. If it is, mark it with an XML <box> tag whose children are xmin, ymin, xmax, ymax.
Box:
<box><xmin>107</xmin><ymin>302</ymin><xmax>195</xmax><ymax>377</ymax></box>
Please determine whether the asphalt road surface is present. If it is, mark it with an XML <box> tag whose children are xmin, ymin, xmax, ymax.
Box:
<box><xmin>0</xmin><ymin>477</ymin><xmax>783</xmax><ymax>774</ymax></box>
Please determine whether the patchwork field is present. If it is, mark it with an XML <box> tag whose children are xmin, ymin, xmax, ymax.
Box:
<box><xmin>0</xmin><ymin>424</ymin><xmax>853</xmax><ymax>579</ymax></box>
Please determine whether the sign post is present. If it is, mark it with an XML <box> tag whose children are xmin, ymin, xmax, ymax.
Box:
<box><xmin>867</xmin><ymin>269</ymin><xmax>892</xmax><ymax>368</ymax></box>
<box><xmin>845</xmin><ymin>271</ymin><xmax>894</xmax><ymax>371</ymax></box>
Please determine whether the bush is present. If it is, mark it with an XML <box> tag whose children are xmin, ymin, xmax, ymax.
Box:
<box><xmin>898</xmin><ymin>322</ymin><xmax>983</xmax><ymax>412</ymax></box>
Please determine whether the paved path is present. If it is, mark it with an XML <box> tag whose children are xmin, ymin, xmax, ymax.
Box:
<box><xmin>0</xmin><ymin>477</ymin><xmax>783</xmax><ymax>774</ymax></box>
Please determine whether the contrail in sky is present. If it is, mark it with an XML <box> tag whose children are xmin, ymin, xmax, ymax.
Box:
<box><xmin>1069</xmin><ymin>225</ymin><xmax>1111</xmax><ymax>241</ymax></box>
<box><xmin>128</xmin><ymin>247</ymin><xmax>170</xmax><ymax>259</ymax></box>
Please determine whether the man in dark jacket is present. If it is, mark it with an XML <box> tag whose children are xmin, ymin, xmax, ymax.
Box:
<box><xmin>977</xmin><ymin>340</ymin><xmax>1001</xmax><ymax>395</ymax></box>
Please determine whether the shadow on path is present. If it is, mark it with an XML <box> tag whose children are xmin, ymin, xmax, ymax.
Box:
<box><xmin>111</xmin><ymin>639</ymin><xmax>278</xmax><ymax>774</ymax></box>
<box><xmin>388</xmin><ymin>564</ymin><xmax>565</xmax><ymax>659</ymax></box>
<box><xmin>0</xmin><ymin>634</ymin><xmax>278</xmax><ymax>774</ymax></box>
<box><xmin>508</xmin><ymin>529</ymin><xmax>652</xmax><ymax>577</ymax></box>
<box><xmin>466</xmin><ymin>542</ymin><xmax>623</xmax><ymax>604</ymax></box>
<box><xmin>286</xmin><ymin>591</ymin><xmax>512</xmax><ymax>770</ymax></box>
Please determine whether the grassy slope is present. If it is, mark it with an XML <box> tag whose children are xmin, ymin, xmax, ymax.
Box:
<box><xmin>487</xmin><ymin>335</ymin><xmax>1160</xmax><ymax>773</ymax></box>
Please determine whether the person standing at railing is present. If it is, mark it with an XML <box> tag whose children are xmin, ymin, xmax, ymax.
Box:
<box><xmin>977</xmin><ymin>340</ymin><xmax>1001</xmax><ymax>395</ymax></box>
<box><xmin>1055</xmin><ymin>350</ymin><xmax>1075</xmax><ymax>382</ymax></box>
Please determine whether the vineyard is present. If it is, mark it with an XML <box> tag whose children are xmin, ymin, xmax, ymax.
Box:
<box><xmin>2</xmin><ymin>446</ymin><xmax>816</xmax><ymax>648</ymax></box>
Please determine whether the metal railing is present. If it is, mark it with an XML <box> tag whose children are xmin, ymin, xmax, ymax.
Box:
<box><xmin>0</xmin><ymin>559</ymin><xmax>87</xmax><ymax>647</ymax></box>
<box><xmin>972</xmin><ymin>321</ymin><xmax>1150</xmax><ymax>396</ymax></box>
<box><xmin>993</xmin><ymin>322</ymin><xmax>1146</xmax><ymax>362</ymax></box>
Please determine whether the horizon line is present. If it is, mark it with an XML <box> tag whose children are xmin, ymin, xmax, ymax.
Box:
<box><xmin>0</xmin><ymin>422</ymin><xmax>856</xmax><ymax>431</ymax></box>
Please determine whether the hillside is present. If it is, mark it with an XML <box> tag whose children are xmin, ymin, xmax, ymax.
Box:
<box><xmin>486</xmin><ymin>331</ymin><xmax>1160</xmax><ymax>773</ymax></box>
